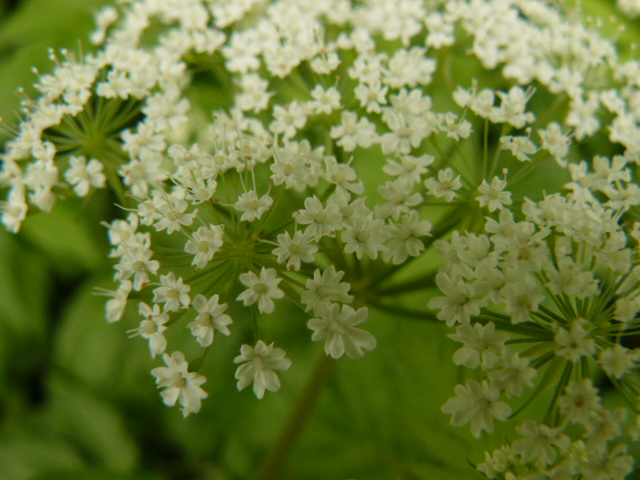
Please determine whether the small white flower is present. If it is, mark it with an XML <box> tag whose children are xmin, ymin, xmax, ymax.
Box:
<box><xmin>153</xmin><ymin>273</ymin><xmax>191</xmax><ymax>312</ymax></box>
<box><xmin>538</xmin><ymin>122</ymin><xmax>571</xmax><ymax>165</ymax></box>
<box><xmin>184</xmin><ymin>224</ymin><xmax>224</xmax><ymax>269</ymax></box>
<box><xmin>499</xmin><ymin>135</ymin><xmax>537</xmax><ymax>162</ymax></box>
<box><xmin>237</xmin><ymin>267</ymin><xmax>284</xmax><ymax>314</ymax></box>
<box><xmin>330</xmin><ymin>110</ymin><xmax>377</xmax><ymax>152</ymax></box>
<box><xmin>64</xmin><ymin>156</ymin><xmax>106</xmax><ymax>196</ymax></box>
<box><xmin>234</xmin><ymin>190</ymin><xmax>273</xmax><ymax>222</ymax></box>
<box><xmin>487</xmin><ymin>350</ymin><xmax>536</xmax><ymax>399</ymax></box>
<box><xmin>448</xmin><ymin>322</ymin><xmax>508</xmax><ymax>370</ymax></box>
<box><xmin>512</xmin><ymin>420</ymin><xmax>570</xmax><ymax>465</ymax></box>
<box><xmin>272</xmin><ymin>230</ymin><xmax>318</xmax><ymax>271</ymax></box>
<box><xmin>441</xmin><ymin>379</ymin><xmax>512</xmax><ymax>438</ymax></box>
<box><xmin>424</xmin><ymin>168</ymin><xmax>462</xmax><ymax>202</ymax></box>
<box><xmin>129</xmin><ymin>303</ymin><xmax>169</xmax><ymax>357</ymax></box>
<box><xmin>476</xmin><ymin>176</ymin><xmax>512</xmax><ymax>212</ymax></box>
<box><xmin>301</xmin><ymin>266</ymin><xmax>354</xmax><ymax>314</ymax></box>
<box><xmin>188</xmin><ymin>294</ymin><xmax>232</xmax><ymax>347</ymax></box>
<box><xmin>341</xmin><ymin>215</ymin><xmax>389</xmax><ymax>260</ymax></box>
<box><xmin>234</xmin><ymin>340</ymin><xmax>292</xmax><ymax>399</ymax></box>
<box><xmin>270</xmin><ymin>101</ymin><xmax>307</xmax><ymax>139</ymax></box>
<box><xmin>309</xmin><ymin>85</ymin><xmax>341</xmax><ymax>115</ymax></box>
<box><xmin>308</xmin><ymin>303</ymin><xmax>376</xmax><ymax>359</ymax></box>
<box><xmin>598</xmin><ymin>344</ymin><xmax>639</xmax><ymax>379</ymax></box>
<box><xmin>294</xmin><ymin>195</ymin><xmax>343</xmax><ymax>240</ymax></box>
<box><xmin>557</xmin><ymin>379</ymin><xmax>602</xmax><ymax>425</ymax></box>
<box><xmin>151</xmin><ymin>351</ymin><xmax>208</xmax><ymax>417</ymax></box>
<box><xmin>554</xmin><ymin>319</ymin><xmax>595</xmax><ymax>363</ymax></box>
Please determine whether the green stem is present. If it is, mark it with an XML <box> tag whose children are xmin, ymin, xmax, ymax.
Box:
<box><xmin>252</xmin><ymin>354</ymin><xmax>335</xmax><ymax>480</ymax></box>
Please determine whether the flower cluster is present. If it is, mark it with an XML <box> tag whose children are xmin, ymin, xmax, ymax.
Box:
<box><xmin>2</xmin><ymin>0</ymin><xmax>640</xmax><ymax>477</ymax></box>
<box><xmin>431</xmin><ymin>169</ymin><xmax>640</xmax><ymax>476</ymax></box>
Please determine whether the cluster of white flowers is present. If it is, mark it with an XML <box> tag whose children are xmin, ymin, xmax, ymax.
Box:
<box><xmin>2</xmin><ymin>0</ymin><xmax>640</xmax><ymax>476</ymax></box>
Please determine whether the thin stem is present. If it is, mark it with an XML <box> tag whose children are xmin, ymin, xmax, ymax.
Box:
<box><xmin>252</xmin><ymin>354</ymin><xmax>335</xmax><ymax>480</ymax></box>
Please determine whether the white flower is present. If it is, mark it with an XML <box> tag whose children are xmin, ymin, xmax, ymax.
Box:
<box><xmin>187</xmin><ymin>294</ymin><xmax>232</xmax><ymax>347</ymax></box>
<box><xmin>270</xmin><ymin>101</ymin><xmax>307</xmax><ymax>139</ymax></box>
<box><xmin>153</xmin><ymin>273</ymin><xmax>191</xmax><ymax>312</ymax></box>
<box><xmin>538</xmin><ymin>122</ymin><xmax>571</xmax><ymax>165</ymax></box>
<box><xmin>129</xmin><ymin>303</ymin><xmax>169</xmax><ymax>357</ymax></box>
<box><xmin>476</xmin><ymin>176</ymin><xmax>512</xmax><ymax>212</ymax></box>
<box><xmin>598</xmin><ymin>344</ymin><xmax>639</xmax><ymax>379</ymax></box>
<box><xmin>384</xmin><ymin>210</ymin><xmax>432</xmax><ymax>264</ymax></box>
<box><xmin>341</xmin><ymin>215</ymin><xmax>389</xmax><ymax>260</ymax></box>
<box><xmin>307</xmin><ymin>303</ymin><xmax>376</xmax><ymax>359</ymax></box>
<box><xmin>442</xmin><ymin>379</ymin><xmax>512</xmax><ymax>438</ymax></box>
<box><xmin>294</xmin><ymin>195</ymin><xmax>343</xmax><ymax>240</ymax></box>
<box><xmin>237</xmin><ymin>267</ymin><xmax>284</xmax><ymax>314</ymax></box>
<box><xmin>554</xmin><ymin>319</ymin><xmax>595</xmax><ymax>363</ymax></box>
<box><xmin>491</xmin><ymin>86</ymin><xmax>536</xmax><ymax>128</ymax></box>
<box><xmin>512</xmin><ymin>420</ymin><xmax>570</xmax><ymax>465</ymax></box>
<box><xmin>114</xmin><ymin>242</ymin><xmax>160</xmax><ymax>291</ymax></box>
<box><xmin>234</xmin><ymin>190</ymin><xmax>273</xmax><ymax>222</ymax></box>
<box><xmin>99</xmin><ymin>280</ymin><xmax>132</xmax><ymax>323</ymax></box>
<box><xmin>272</xmin><ymin>230</ymin><xmax>318</xmax><ymax>271</ymax></box>
<box><xmin>354</xmin><ymin>79</ymin><xmax>388</xmax><ymax>113</ymax></box>
<box><xmin>153</xmin><ymin>195</ymin><xmax>197</xmax><ymax>234</ymax></box>
<box><xmin>428</xmin><ymin>272</ymin><xmax>484</xmax><ymax>326</ymax></box>
<box><xmin>424</xmin><ymin>168</ymin><xmax>462</xmax><ymax>202</ymax></box>
<box><xmin>234</xmin><ymin>340</ymin><xmax>292</xmax><ymax>399</ymax></box>
<box><xmin>558</xmin><ymin>379</ymin><xmax>602</xmax><ymax>425</ymax></box>
<box><xmin>330</xmin><ymin>110</ymin><xmax>377</xmax><ymax>152</ymax></box>
<box><xmin>448</xmin><ymin>322</ymin><xmax>508</xmax><ymax>370</ymax></box>
<box><xmin>309</xmin><ymin>85</ymin><xmax>341</xmax><ymax>115</ymax></box>
<box><xmin>184</xmin><ymin>224</ymin><xmax>224</xmax><ymax>269</ymax></box>
<box><xmin>151</xmin><ymin>351</ymin><xmax>208</xmax><ymax>417</ymax></box>
<box><xmin>301</xmin><ymin>266</ymin><xmax>354</xmax><ymax>313</ymax></box>
<box><xmin>499</xmin><ymin>135</ymin><xmax>537</xmax><ymax>162</ymax></box>
<box><xmin>64</xmin><ymin>156</ymin><xmax>106</xmax><ymax>196</ymax></box>
<box><xmin>439</xmin><ymin>112</ymin><xmax>472</xmax><ymax>141</ymax></box>
<box><xmin>487</xmin><ymin>349</ymin><xmax>537</xmax><ymax>399</ymax></box>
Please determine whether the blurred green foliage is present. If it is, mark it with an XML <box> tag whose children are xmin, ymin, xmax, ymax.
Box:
<box><xmin>1</xmin><ymin>0</ymin><xmax>640</xmax><ymax>479</ymax></box>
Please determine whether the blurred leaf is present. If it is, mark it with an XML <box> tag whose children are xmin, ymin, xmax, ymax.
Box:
<box><xmin>0</xmin><ymin>228</ymin><xmax>50</xmax><ymax>393</ymax></box>
<box><xmin>283</xmin><ymin>314</ymin><xmax>479</xmax><ymax>479</ymax></box>
<box><xmin>18</xmin><ymin>197</ymin><xmax>111</xmax><ymax>278</ymax></box>
<box><xmin>0</xmin><ymin>427</ymin><xmax>83</xmax><ymax>480</ymax></box>
<box><xmin>42</xmin><ymin>373</ymin><xmax>139</xmax><ymax>472</ymax></box>
<box><xmin>52</xmin><ymin>273</ymin><xmax>154</xmax><ymax>397</ymax></box>
<box><xmin>28</xmin><ymin>468</ymin><xmax>164</xmax><ymax>480</ymax></box>
<box><xmin>0</xmin><ymin>0</ymin><xmax>108</xmax><ymax>132</ymax></box>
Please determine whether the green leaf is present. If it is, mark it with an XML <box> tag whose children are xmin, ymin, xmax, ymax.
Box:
<box><xmin>42</xmin><ymin>373</ymin><xmax>140</xmax><ymax>472</ymax></box>
<box><xmin>0</xmin><ymin>428</ymin><xmax>83</xmax><ymax>480</ymax></box>
<box><xmin>28</xmin><ymin>468</ymin><xmax>164</xmax><ymax>480</ymax></box>
<box><xmin>52</xmin><ymin>274</ymin><xmax>154</xmax><ymax>396</ymax></box>
<box><xmin>0</xmin><ymin>0</ymin><xmax>108</xmax><ymax>133</ymax></box>
<box><xmin>18</xmin><ymin>197</ymin><xmax>111</xmax><ymax>278</ymax></box>
<box><xmin>0</xmin><ymin>228</ymin><xmax>51</xmax><ymax>392</ymax></box>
